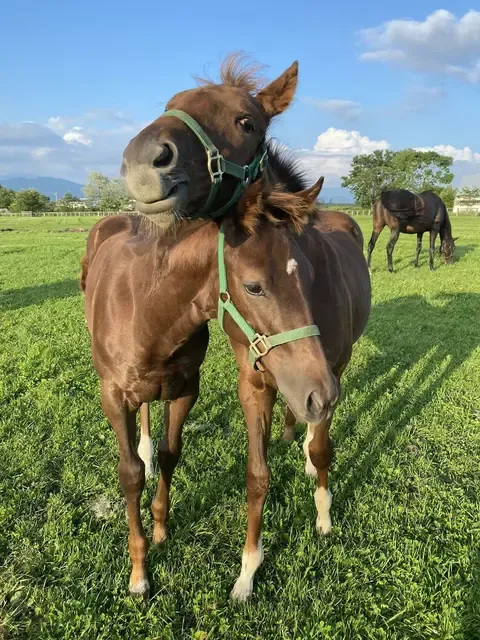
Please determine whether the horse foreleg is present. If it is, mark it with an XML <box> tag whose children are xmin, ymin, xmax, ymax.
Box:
<box><xmin>283</xmin><ymin>405</ymin><xmax>297</xmax><ymax>442</ymax></box>
<box><xmin>151</xmin><ymin>373</ymin><xmax>199</xmax><ymax>544</ymax></box>
<box><xmin>230</xmin><ymin>341</ymin><xmax>276</xmax><ymax>602</ymax></box>
<box><xmin>101</xmin><ymin>382</ymin><xmax>149</xmax><ymax>598</ymax></box>
<box><xmin>305</xmin><ymin>417</ymin><xmax>334</xmax><ymax>534</ymax></box>
<box><xmin>414</xmin><ymin>233</ymin><xmax>423</xmax><ymax>268</ymax></box>
<box><xmin>367</xmin><ymin>230</ymin><xmax>382</xmax><ymax>270</ymax></box>
<box><xmin>429</xmin><ymin>228</ymin><xmax>439</xmax><ymax>270</ymax></box>
<box><xmin>386</xmin><ymin>228</ymin><xmax>399</xmax><ymax>273</ymax></box>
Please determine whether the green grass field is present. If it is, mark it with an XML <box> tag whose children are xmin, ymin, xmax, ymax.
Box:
<box><xmin>1</xmin><ymin>215</ymin><xmax>480</xmax><ymax>640</ymax></box>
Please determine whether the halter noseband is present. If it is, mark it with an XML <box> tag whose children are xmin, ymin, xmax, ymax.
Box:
<box><xmin>161</xmin><ymin>109</ymin><xmax>267</xmax><ymax>219</ymax></box>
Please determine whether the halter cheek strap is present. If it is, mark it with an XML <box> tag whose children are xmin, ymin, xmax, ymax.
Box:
<box><xmin>161</xmin><ymin>109</ymin><xmax>267</xmax><ymax>219</ymax></box>
<box><xmin>217</xmin><ymin>224</ymin><xmax>321</xmax><ymax>370</ymax></box>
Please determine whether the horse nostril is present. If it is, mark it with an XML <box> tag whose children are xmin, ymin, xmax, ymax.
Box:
<box><xmin>152</xmin><ymin>143</ymin><xmax>174</xmax><ymax>169</ymax></box>
<box><xmin>306</xmin><ymin>390</ymin><xmax>323</xmax><ymax>416</ymax></box>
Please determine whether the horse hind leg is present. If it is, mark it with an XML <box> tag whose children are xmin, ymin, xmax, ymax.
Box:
<box><xmin>138</xmin><ymin>403</ymin><xmax>154</xmax><ymax>479</ymax></box>
<box><xmin>386</xmin><ymin>228</ymin><xmax>400</xmax><ymax>273</ymax></box>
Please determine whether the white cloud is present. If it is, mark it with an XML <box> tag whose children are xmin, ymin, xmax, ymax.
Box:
<box><xmin>359</xmin><ymin>10</ymin><xmax>480</xmax><ymax>83</ymax></box>
<box><xmin>292</xmin><ymin>130</ymin><xmax>480</xmax><ymax>188</ymax></box>
<box><xmin>414</xmin><ymin>144</ymin><xmax>480</xmax><ymax>163</ymax></box>
<box><xmin>303</xmin><ymin>98</ymin><xmax>362</xmax><ymax>121</ymax></box>
<box><xmin>313</xmin><ymin>128</ymin><xmax>390</xmax><ymax>155</ymax></box>
<box><xmin>0</xmin><ymin>113</ymin><xmax>146</xmax><ymax>182</ymax></box>
<box><xmin>292</xmin><ymin>128</ymin><xmax>390</xmax><ymax>185</ymax></box>
<box><xmin>63</xmin><ymin>126</ymin><xmax>93</xmax><ymax>147</ymax></box>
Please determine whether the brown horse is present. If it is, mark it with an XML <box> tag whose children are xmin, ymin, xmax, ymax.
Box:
<box><xmin>81</xmin><ymin>181</ymin><xmax>370</xmax><ymax>601</ymax></box>
<box><xmin>367</xmin><ymin>189</ymin><xmax>458</xmax><ymax>272</ymax></box>
<box><xmin>121</xmin><ymin>54</ymin><xmax>307</xmax><ymax>222</ymax></box>
<box><xmin>81</xmin><ymin>58</ymin><xmax>371</xmax><ymax>601</ymax></box>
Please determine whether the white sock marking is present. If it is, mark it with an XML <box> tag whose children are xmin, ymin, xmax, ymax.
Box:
<box><xmin>286</xmin><ymin>258</ymin><xmax>298</xmax><ymax>275</ymax></box>
<box><xmin>138</xmin><ymin>433</ymin><xmax>154</xmax><ymax>479</ymax></box>
<box><xmin>230</xmin><ymin>539</ymin><xmax>264</xmax><ymax>602</ymax></box>
<box><xmin>303</xmin><ymin>424</ymin><xmax>317</xmax><ymax>477</ymax></box>
<box><xmin>129</xmin><ymin>577</ymin><xmax>149</xmax><ymax>595</ymax></box>
<box><xmin>315</xmin><ymin>487</ymin><xmax>332</xmax><ymax>535</ymax></box>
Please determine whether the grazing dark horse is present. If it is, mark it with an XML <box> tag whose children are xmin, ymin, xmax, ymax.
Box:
<box><xmin>81</xmin><ymin>57</ymin><xmax>371</xmax><ymax>601</ymax></box>
<box><xmin>367</xmin><ymin>189</ymin><xmax>458</xmax><ymax>272</ymax></box>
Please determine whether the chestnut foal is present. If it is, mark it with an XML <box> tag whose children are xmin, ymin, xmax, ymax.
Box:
<box><xmin>81</xmin><ymin>176</ymin><xmax>370</xmax><ymax>600</ymax></box>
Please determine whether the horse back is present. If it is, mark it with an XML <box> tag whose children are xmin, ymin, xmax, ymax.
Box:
<box><xmin>300</xmin><ymin>210</ymin><xmax>371</xmax><ymax>365</ymax></box>
<box><xmin>80</xmin><ymin>215</ymin><xmax>134</xmax><ymax>292</ymax></box>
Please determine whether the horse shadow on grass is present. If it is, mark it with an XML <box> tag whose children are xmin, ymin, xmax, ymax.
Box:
<box><xmin>0</xmin><ymin>278</ymin><xmax>80</xmax><ymax>311</ymax></box>
<box><xmin>332</xmin><ymin>292</ymin><xmax>480</xmax><ymax>504</ymax></box>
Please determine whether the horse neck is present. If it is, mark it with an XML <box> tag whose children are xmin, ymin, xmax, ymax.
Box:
<box><xmin>440</xmin><ymin>207</ymin><xmax>452</xmax><ymax>241</ymax></box>
<box><xmin>151</xmin><ymin>222</ymin><xmax>220</xmax><ymax>342</ymax></box>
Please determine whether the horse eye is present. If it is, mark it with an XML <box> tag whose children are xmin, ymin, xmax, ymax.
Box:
<box><xmin>237</xmin><ymin>117</ymin><xmax>256</xmax><ymax>133</ymax></box>
<box><xmin>244</xmin><ymin>283</ymin><xmax>264</xmax><ymax>296</ymax></box>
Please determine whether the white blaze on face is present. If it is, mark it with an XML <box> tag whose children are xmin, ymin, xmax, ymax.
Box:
<box><xmin>286</xmin><ymin>258</ymin><xmax>298</xmax><ymax>275</ymax></box>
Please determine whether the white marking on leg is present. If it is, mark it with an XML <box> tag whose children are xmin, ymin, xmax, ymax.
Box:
<box><xmin>129</xmin><ymin>577</ymin><xmax>149</xmax><ymax>595</ymax></box>
<box><xmin>315</xmin><ymin>487</ymin><xmax>332</xmax><ymax>535</ymax></box>
<box><xmin>303</xmin><ymin>424</ymin><xmax>317</xmax><ymax>477</ymax></box>
<box><xmin>286</xmin><ymin>258</ymin><xmax>298</xmax><ymax>275</ymax></box>
<box><xmin>138</xmin><ymin>433</ymin><xmax>154</xmax><ymax>479</ymax></box>
<box><xmin>230</xmin><ymin>538</ymin><xmax>264</xmax><ymax>602</ymax></box>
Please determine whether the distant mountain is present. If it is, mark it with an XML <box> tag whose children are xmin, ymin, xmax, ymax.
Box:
<box><xmin>0</xmin><ymin>176</ymin><xmax>354</xmax><ymax>205</ymax></box>
<box><xmin>0</xmin><ymin>177</ymin><xmax>85</xmax><ymax>199</ymax></box>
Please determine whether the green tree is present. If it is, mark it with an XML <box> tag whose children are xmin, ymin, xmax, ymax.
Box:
<box><xmin>341</xmin><ymin>149</ymin><xmax>454</xmax><ymax>208</ymax></box>
<box><xmin>57</xmin><ymin>191</ymin><xmax>80</xmax><ymax>211</ymax></box>
<box><xmin>438</xmin><ymin>186</ymin><xmax>457</xmax><ymax>209</ymax></box>
<box><xmin>0</xmin><ymin>185</ymin><xmax>16</xmax><ymax>210</ymax></box>
<box><xmin>83</xmin><ymin>171</ymin><xmax>129</xmax><ymax>211</ymax></box>
<box><xmin>341</xmin><ymin>150</ymin><xmax>396</xmax><ymax>208</ymax></box>
<box><xmin>10</xmin><ymin>189</ymin><xmax>49</xmax><ymax>212</ymax></box>
<box><xmin>390</xmin><ymin>149</ymin><xmax>454</xmax><ymax>192</ymax></box>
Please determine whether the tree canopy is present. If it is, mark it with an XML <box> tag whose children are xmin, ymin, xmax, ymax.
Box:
<box><xmin>82</xmin><ymin>171</ymin><xmax>130</xmax><ymax>211</ymax></box>
<box><xmin>10</xmin><ymin>189</ymin><xmax>50</xmax><ymax>212</ymax></box>
<box><xmin>341</xmin><ymin>149</ymin><xmax>454</xmax><ymax>208</ymax></box>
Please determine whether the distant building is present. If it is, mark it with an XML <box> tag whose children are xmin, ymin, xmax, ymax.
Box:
<box><xmin>453</xmin><ymin>174</ymin><xmax>480</xmax><ymax>214</ymax></box>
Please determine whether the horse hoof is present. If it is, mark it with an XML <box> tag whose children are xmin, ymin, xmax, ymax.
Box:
<box><xmin>153</xmin><ymin>524</ymin><xmax>167</xmax><ymax>545</ymax></box>
<box><xmin>230</xmin><ymin>578</ymin><xmax>253</xmax><ymax>602</ymax></box>
<box><xmin>129</xmin><ymin>577</ymin><xmax>149</xmax><ymax>600</ymax></box>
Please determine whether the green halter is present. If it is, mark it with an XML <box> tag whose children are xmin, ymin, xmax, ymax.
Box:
<box><xmin>162</xmin><ymin>109</ymin><xmax>267</xmax><ymax>218</ymax></box>
<box><xmin>217</xmin><ymin>224</ymin><xmax>321</xmax><ymax>370</ymax></box>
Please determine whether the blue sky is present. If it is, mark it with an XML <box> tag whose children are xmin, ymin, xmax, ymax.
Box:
<box><xmin>1</xmin><ymin>1</ymin><xmax>480</xmax><ymax>187</ymax></box>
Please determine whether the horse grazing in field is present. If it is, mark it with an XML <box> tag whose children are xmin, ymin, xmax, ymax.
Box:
<box><xmin>81</xmin><ymin>56</ymin><xmax>371</xmax><ymax>601</ymax></box>
<box><xmin>367</xmin><ymin>189</ymin><xmax>458</xmax><ymax>272</ymax></box>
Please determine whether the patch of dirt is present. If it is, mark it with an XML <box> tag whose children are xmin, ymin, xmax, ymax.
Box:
<box><xmin>51</xmin><ymin>228</ymin><xmax>89</xmax><ymax>233</ymax></box>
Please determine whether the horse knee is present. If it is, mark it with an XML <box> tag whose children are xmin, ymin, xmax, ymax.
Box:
<box><xmin>246</xmin><ymin>465</ymin><xmax>270</xmax><ymax>501</ymax></box>
<box><xmin>309</xmin><ymin>438</ymin><xmax>333</xmax><ymax>472</ymax></box>
<box><xmin>119</xmin><ymin>455</ymin><xmax>145</xmax><ymax>495</ymax></box>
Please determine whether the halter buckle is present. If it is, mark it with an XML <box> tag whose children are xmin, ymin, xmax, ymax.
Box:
<box><xmin>207</xmin><ymin>149</ymin><xmax>225</xmax><ymax>184</ymax></box>
<box><xmin>250</xmin><ymin>334</ymin><xmax>271</xmax><ymax>359</ymax></box>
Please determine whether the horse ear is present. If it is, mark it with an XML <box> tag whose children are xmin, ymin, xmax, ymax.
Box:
<box><xmin>295</xmin><ymin>177</ymin><xmax>324</xmax><ymax>207</ymax></box>
<box><xmin>256</xmin><ymin>61</ymin><xmax>299</xmax><ymax>117</ymax></box>
<box><xmin>453</xmin><ymin>236</ymin><xmax>460</xmax><ymax>242</ymax></box>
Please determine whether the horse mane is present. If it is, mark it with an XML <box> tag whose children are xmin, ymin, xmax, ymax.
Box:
<box><xmin>194</xmin><ymin>52</ymin><xmax>267</xmax><ymax>93</ymax></box>
<box><xmin>238</xmin><ymin>178</ymin><xmax>317</xmax><ymax>235</ymax></box>
<box><xmin>266</xmin><ymin>141</ymin><xmax>309</xmax><ymax>193</ymax></box>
